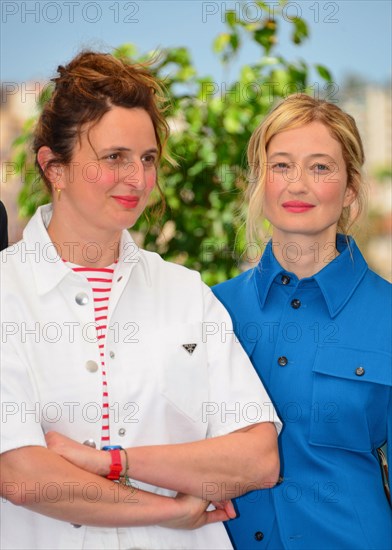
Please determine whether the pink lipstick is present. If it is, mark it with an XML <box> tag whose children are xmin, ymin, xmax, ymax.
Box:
<box><xmin>112</xmin><ymin>196</ymin><xmax>140</xmax><ymax>209</ymax></box>
<box><xmin>282</xmin><ymin>201</ymin><xmax>315</xmax><ymax>213</ymax></box>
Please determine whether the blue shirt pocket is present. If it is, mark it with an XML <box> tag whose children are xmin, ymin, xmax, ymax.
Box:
<box><xmin>309</xmin><ymin>345</ymin><xmax>392</xmax><ymax>452</ymax></box>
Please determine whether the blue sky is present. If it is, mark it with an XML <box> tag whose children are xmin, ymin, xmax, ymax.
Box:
<box><xmin>1</xmin><ymin>1</ymin><xmax>391</xmax><ymax>86</ymax></box>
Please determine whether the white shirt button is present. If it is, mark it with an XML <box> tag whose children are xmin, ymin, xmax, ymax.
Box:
<box><xmin>109</xmin><ymin>351</ymin><xmax>115</xmax><ymax>359</ymax></box>
<box><xmin>75</xmin><ymin>292</ymin><xmax>89</xmax><ymax>305</ymax></box>
<box><xmin>118</xmin><ymin>428</ymin><xmax>126</xmax><ymax>436</ymax></box>
<box><xmin>85</xmin><ymin>360</ymin><xmax>99</xmax><ymax>373</ymax></box>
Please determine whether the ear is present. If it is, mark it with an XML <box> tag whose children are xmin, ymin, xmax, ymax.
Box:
<box><xmin>343</xmin><ymin>184</ymin><xmax>357</xmax><ymax>208</ymax></box>
<box><xmin>37</xmin><ymin>146</ymin><xmax>65</xmax><ymax>189</ymax></box>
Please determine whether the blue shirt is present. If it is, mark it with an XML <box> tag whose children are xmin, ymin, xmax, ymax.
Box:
<box><xmin>213</xmin><ymin>235</ymin><xmax>392</xmax><ymax>550</ymax></box>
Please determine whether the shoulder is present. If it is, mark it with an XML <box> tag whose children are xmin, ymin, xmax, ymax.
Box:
<box><xmin>139</xmin><ymin>248</ymin><xmax>204</xmax><ymax>291</ymax></box>
<box><xmin>360</xmin><ymin>265</ymin><xmax>391</xmax><ymax>303</ymax></box>
<box><xmin>349</xmin><ymin>236</ymin><xmax>391</xmax><ymax>296</ymax></box>
<box><xmin>365</xmin><ymin>266</ymin><xmax>391</xmax><ymax>288</ymax></box>
<box><xmin>212</xmin><ymin>268</ymin><xmax>259</xmax><ymax>326</ymax></box>
<box><xmin>213</xmin><ymin>267</ymin><xmax>256</xmax><ymax>302</ymax></box>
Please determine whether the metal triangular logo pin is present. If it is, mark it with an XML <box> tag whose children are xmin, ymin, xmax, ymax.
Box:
<box><xmin>182</xmin><ymin>343</ymin><xmax>197</xmax><ymax>355</ymax></box>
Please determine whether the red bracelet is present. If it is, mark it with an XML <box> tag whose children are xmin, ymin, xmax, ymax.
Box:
<box><xmin>105</xmin><ymin>448</ymin><xmax>123</xmax><ymax>481</ymax></box>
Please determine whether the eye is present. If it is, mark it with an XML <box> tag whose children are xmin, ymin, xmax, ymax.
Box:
<box><xmin>313</xmin><ymin>163</ymin><xmax>330</xmax><ymax>172</ymax></box>
<box><xmin>271</xmin><ymin>162</ymin><xmax>289</xmax><ymax>171</ymax></box>
<box><xmin>105</xmin><ymin>152</ymin><xmax>121</xmax><ymax>161</ymax></box>
<box><xmin>142</xmin><ymin>153</ymin><xmax>157</xmax><ymax>167</ymax></box>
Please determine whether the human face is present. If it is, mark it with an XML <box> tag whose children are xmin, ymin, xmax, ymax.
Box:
<box><xmin>60</xmin><ymin>107</ymin><xmax>158</xmax><ymax>237</ymax></box>
<box><xmin>264</xmin><ymin>121</ymin><xmax>355</xmax><ymax>245</ymax></box>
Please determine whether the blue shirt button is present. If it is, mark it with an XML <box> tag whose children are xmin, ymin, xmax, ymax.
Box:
<box><xmin>278</xmin><ymin>356</ymin><xmax>288</xmax><ymax>366</ymax></box>
<box><xmin>281</xmin><ymin>275</ymin><xmax>291</xmax><ymax>285</ymax></box>
<box><xmin>355</xmin><ymin>367</ymin><xmax>365</xmax><ymax>376</ymax></box>
<box><xmin>291</xmin><ymin>299</ymin><xmax>301</xmax><ymax>309</ymax></box>
<box><xmin>254</xmin><ymin>531</ymin><xmax>264</xmax><ymax>541</ymax></box>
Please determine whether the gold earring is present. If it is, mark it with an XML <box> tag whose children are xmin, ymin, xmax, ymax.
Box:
<box><xmin>55</xmin><ymin>186</ymin><xmax>62</xmax><ymax>201</ymax></box>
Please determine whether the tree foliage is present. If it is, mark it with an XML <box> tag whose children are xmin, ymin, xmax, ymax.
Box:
<box><xmin>12</xmin><ymin>0</ymin><xmax>333</xmax><ymax>285</ymax></box>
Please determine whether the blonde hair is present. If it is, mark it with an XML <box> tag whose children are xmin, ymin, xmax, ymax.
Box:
<box><xmin>246</xmin><ymin>93</ymin><xmax>366</xmax><ymax>243</ymax></box>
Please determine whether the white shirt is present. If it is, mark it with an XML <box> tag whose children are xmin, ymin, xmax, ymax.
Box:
<box><xmin>1</xmin><ymin>204</ymin><xmax>281</xmax><ymax>550</ymax></box>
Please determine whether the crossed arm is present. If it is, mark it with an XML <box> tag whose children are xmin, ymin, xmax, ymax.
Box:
<box><xmin>46</xmin><ymin>422</ymin><xmax>279</xmax><ymax>500</ymax></box>
<box><xmin>0</xmin><ymin>445</ymin><xmax>231</xmax><ymax>529</ymax></box>
<box><xmin>1</xmin><ymin>422</ymin><xmax>279</xmax><ymax>529</ymax></box>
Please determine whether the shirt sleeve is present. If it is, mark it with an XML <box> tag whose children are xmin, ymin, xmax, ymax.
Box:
<box><xmin>202</xmin><ymin>285</ymin><xmax>282</xmax><ymax>438</ymax></box>
<box><xmin>0</xmin><ymin>336</ymin><xmax>46</xmax><ymax>454</ymax></box>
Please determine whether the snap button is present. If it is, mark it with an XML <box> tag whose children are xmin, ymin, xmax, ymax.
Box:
<box><xmin>75</xmin><ymin>292</ymin><xmax>89</xmax><ymax>306</ymax></box>
<box><xmin>291</xmin><ymin>299</ymin><xmax>301</xmax><ymax>309</ymax></box>
<box><xmin>355</xmin><ymin>366</ymin><xmax>365</xmax><ymax>376</ymax></box>
<box><xmin>118</xmin><ymin>428</ymin><xmax>126</xmax><ymax>436</ymax></box>
<box><xmin>83</xmin><ymin>439</ymin><xmax>96</xmax><ymax>448</ymax></box>
<box><xmin>109</xmin><ymin>351</ymin><xmax>115</xmax><ymax>359</ymax></box>
<box><xmin>281</xmin><ymin>275</ymin><xmax>291</xmax><ymax>285</ymax></box>
<box><xmin>254</xmin><ymin>531</ymin><xmax>264</xmax><ymax>541</ymax></box>
<box><xmin>277</xmin><ymin>356</ymin><xmax>288</xmax><ymax>367</ymax></box>
<box><xmin>85</xmin><ymin>360</ymin><xmax>99</xmax><ymax>373</ymax></box>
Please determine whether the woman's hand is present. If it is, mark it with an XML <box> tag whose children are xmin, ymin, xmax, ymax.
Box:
<box><xmin>160</xmin><ymin>493</ymin><xmax>236</xmax><ymax>530</ymax></box>
<box><xmin>211</xmin><ymin>499</ymin><xmax>236</xmax><ymax>519</ymax></box>
<box><xmin>45</xmin><ymin>431</ymin><xmax>109</xmax><ymax>476</ymax></box>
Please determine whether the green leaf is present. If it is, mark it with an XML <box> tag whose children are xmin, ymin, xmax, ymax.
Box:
<box><xmin>176</xmin><ymin>66</ymin><xmax>197</xmax><ymax>82</ymax></box>
<box><xmin>253</xmin><ymin>25</ymin><xmax>276</xmax><ymax>54</ymax></box>
<box><xmin>38</xmin><ymin>84</ymin><xmax>53</xmax><ymax>109</ymax></box>
<box><xmin>291</xmin><ymin>17</ymin><xmax>309</xmax><ymax>45</ymax></box>
<box><xmin>213</xmin><ymin>33</ymin><xmax>231</xmax><ymax>53</ymax></box>
<box><xmin>225</xmin><ymin>10</ymin><xmax>237</xmax><ymax>28</ymax></box>
<box><xmin>315</xmin><ymin>64</ymin><xmax>333</xmax><ymax>82</ymax></box>
<box><xmin>12</xmin><ymin>135</ymin><xmax>29</xmax><ymax>147</ymax></box>
<box><xmin>229</xmin><ymin>32</ymin><xmax>240</xmax><ymax>52</ymax></box>
<box><xmin>114</xmin><ymin>43</ymin><xmax>138</xmax><ymax>60</ymax></box>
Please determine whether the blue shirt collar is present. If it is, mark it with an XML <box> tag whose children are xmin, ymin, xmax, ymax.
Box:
<box><xmin>255</xmin><ymin>235</ymin><xmax>368</xmax><ymax>318</ymax></box>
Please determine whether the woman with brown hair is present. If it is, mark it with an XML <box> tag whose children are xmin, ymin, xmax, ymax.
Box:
<box><xmin>0</xmin><ymin>51</ymin><xmax>281</xmax><ymax>550</ymax></box>
<box><xmin>213</xmin><ymin>94</ymin><xmax>391</xmax><ymax>549</ymax></box>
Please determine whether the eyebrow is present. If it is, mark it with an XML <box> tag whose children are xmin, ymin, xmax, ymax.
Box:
<box><xmin>268</xmin><ymin>152</ymin><xmax>336</xmax><ymax>161</ymax></box>
<box><xmin>99</xmin><ymin>146</ymin><xmax>159</xmax><ymax>155</ymax></box>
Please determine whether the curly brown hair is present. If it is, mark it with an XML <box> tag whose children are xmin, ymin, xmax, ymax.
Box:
<box><xmin>34</xmin><ymin>50</ymin><xmax>171</xmax><ymax>205</ymax></box>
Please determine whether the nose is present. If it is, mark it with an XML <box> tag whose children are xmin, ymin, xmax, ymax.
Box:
<box><xmin>122</xmin><ymin>159</ymin><xmax>146</xmax><ymax>190</ymax></box>
<box><xmin>285</xmin><ymin>163</ymin><xmax>310</xmax><ymax>193</ymax></box>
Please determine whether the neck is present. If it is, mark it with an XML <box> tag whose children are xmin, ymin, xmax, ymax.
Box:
<box><xmin>47</xmin><ymin>207</ymin><xmax>121</xmax><ymax>268</ymax></box>
<box><xmin>271</xmin><ymin>230</ymin><xmax>339</xmax><ymax>279</ymax></box>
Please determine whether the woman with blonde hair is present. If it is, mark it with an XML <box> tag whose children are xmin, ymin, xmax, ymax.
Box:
<box><xmin>213</xmin><ymin>93</ymin><xmax>391</xmax><ymax>549</ymax></box>
<box><xmin>0</xmin><ymin>51</ymin><xmax>281</xmax><ymax>550</ymax></box>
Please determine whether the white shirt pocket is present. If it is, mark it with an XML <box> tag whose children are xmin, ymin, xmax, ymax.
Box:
<box><xmin>155</xmin><ymin>323</ymin><xmax>209</xmax><ymax>423</ymax></box>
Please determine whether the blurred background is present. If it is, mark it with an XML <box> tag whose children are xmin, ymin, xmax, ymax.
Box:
<box><xmin>1</xmin><ymin>0</ymin><xmax>391</xmax><ymax>283</ymax></box>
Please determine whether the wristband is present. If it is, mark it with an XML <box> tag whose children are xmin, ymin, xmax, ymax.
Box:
<box><xmin>102</xmin><ymin>445</ymin><xmax>123</xmax><ymax>481</ymax></box>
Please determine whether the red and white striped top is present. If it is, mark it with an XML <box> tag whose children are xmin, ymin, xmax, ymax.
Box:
<box><xmin>67</xmin><ymin>262</ymin><xmax>116</xmax><ymax>446</ymax></box>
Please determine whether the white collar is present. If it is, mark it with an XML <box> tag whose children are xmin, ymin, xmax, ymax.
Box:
<box><xmin>23</xmin><ymin>204</ymin><xmax>151</xmax><ymax>295</ymax></box>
